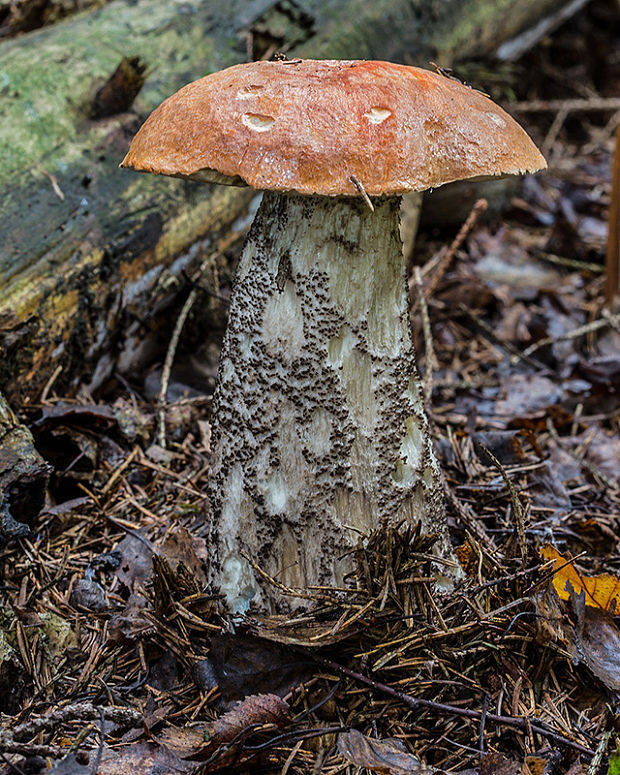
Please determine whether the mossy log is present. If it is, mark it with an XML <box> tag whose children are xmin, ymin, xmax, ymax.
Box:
<box><xmin>0</xmin><ymin>0</ymin><xmax>578</xmax><ymax>403</ymax></box>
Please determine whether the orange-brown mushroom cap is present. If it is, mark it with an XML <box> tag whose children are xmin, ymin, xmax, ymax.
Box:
<box><xmin>121</xmin><ymin>59</ymin><xmax>546</xmax><ymax>197</ymax></box>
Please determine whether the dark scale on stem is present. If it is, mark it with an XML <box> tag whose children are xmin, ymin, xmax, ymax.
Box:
<box><xmin>208</xmin><ymin>191</ymin><xmax>447</xmax><ymax>612</ymax></box>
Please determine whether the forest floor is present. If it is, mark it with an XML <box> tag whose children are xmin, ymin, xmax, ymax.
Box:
<box><xmin>0</xmin><ymin>1</ymin><xmax>619</xmax><ymax>774</ymax></box>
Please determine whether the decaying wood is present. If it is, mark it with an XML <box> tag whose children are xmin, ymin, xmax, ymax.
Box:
<box><xmin>0</xmin><ymin>0</ymin><xmax>587</xmax><ymax>403</ymax></box>
<box><xmin>0</xmin><ymin>393</ymin><xmax>49</xmax><ymax>540</ymax></box>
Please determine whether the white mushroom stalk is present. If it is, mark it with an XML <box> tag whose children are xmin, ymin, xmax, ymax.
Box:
<box><xmin>209</xmin><ymin>192</ymin><xmax>445</xmax><ymax>611</ymax></box>
<box><xmin>120</xmin><ymin>58</ymin><xmax>546</xmax><ymax>613</ymax></box>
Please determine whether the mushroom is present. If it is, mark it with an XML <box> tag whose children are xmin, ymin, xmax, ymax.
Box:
<box><xmin>121</xmin><ymin>59</ymin><xmax>545</xmax><ymax>613</ymax></box>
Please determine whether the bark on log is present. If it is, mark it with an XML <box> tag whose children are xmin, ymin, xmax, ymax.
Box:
<box><xmin>0</xmin><ymin>0</ymin><xmax>584</xmax><ymax>403</ymax></box>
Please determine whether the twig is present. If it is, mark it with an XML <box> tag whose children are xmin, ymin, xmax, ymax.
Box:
<box><xmin>158</xmin><ymin>287</ymin><xmax>198</xmax><ymax>448</ymax></box>
<box><xmin>281</xmin><ymin>739</ymin><xmax>304</xmax><ymax>775</ymax></box>
<box><xmin>240</xmin><ymin>551</ymin><xmax>348</xmax><ymax>607</ymax></box>
<box><xmin>0</xmin><ymin>741</ymin><xmax>66</xmax><ymax>758</ymax></box>
<box><xmin>349</xmin><ymin>175</ymin><xmax>374</xmax><ymax>212</ymax></box>
<box><xmin>10</xmin><ymin>702</ymin><xmax>142</xmax><ymax>739</ymax></box>
<box><xmin>0</xmin><ymin>703</ymin><xmax>142</xmax><ymax>759</ymax></box>
<box><xmin>40</xmin><ymin>168</ymin><xmax>65</xmax><ymax>200</ymax></box>
<box><xmin>479</xmin><ymin>445</ymin><xmax>527</xmax><ymax>569</ymax></box>
<box><xmin>512</xmin><ymin>312</ymin><xmax>620</xmax><ymax>363</ymax></box>
<box><xmin>538</xmin><ymin>252</ymin><xmax>604</xmax><ymax>274</ymax></box>
<box><xmin>91</xmin><ymin>707</ymin><xmax>106</xmax><ymax>775</ymax></box>
<box><xmin>101</xmin><ymin>445</ymin><xmax>140</xmax><ymax>495</ymax></box>
<box><xmin>588</xmin><ymin>730</ymin><xmax>612</xmax><ymax>775</ymax></box>
<box><xmin>158</xmin><ymin>248</ymin><xmax>226</xmax><ymax>448</ymax></box>
<box><xmin>424</xmin><ymin>198</ymin><xmax>488</xmax><ymax>301</ymax></box>
<box><xmin>40</xmin><ymin>364</ymin><xmax>63</xmax><ymax>402</ymax></box>
<box><xmin>313</xmin><ymin>656</ymin><xmax>594</xmax><ymax>756</ymax></box>
<box><xmin>479</xmin><ymin>694</ymin><xmax>489</xmax><ymax>758</ymax></box>
<box><xmin>542</xmin><ymin>107</ymin><xmax>569</xmax><ymax>158</ymax></box>
<box><xmin>458</xmin><ymin>304</ymin><xmax>546</xmax><ymax>370</ymax></box>
<box><xmin>603</xmin><ymin>307</ymin><xmax>620</xmax><ymax>334</ymax></box>
<box><xmin>0</xmin><ymin>751</ymin><xmax>27</xmax><ymax>775</ymax></box>
<box><xmin>606</xmin><ymin>122</ymin><xmax>620</xmax><ymax>306</ymax></box>
<box><xmin>511</xmin><ymin>96</ymin><xmax>620</xmax><ymax>113</ymax></box>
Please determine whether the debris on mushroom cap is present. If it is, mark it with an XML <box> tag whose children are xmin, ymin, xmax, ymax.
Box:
<box><xmin>121</xmin><ymin>59</ymin><xmax>546</xmax><ymax>197</ymax></box>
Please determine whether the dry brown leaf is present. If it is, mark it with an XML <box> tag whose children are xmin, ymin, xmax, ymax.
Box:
<box><xmin>207</xmin><ymin>633</ymin><xmax>314</xmax><ymax>701</ymax></box>
<box><xmin>205</xmin><ymin>693</ymin><xmax>290</xmax><ymax>749</ymax></box>
<box><xmin>251</xmin><ymin>614</ymin><xmax>361</xmax><ymax>647</ymax></box>
<box><xmin>158</xmin><ymin>526</ymin><xmax>208</xmax><ymax>587</ymax></box>
<box><xmin>156</xmin><ymin>726</ymin><xmax>207</xmax><ymax>759</ymax></box>
<box><xmin>455</xmin><ymin>542</ymin><xmax>477</xmax><ymax>578</ymax></box>
<box><xmin>571</xmin><ymin>591</ymin><xmax>620</xmax><ymax>694</ymax></box>
<box><xmin>541</xmin><ymin>544</ymin><xmax>620</xmax><ymax>612</ymax></box>
<box><xmin>479</xmin><ymin>752</ymin><xmax>521</xmax><ymax>775</ymax></box>
<box><xmin>535</xmin><ymin>580</ymin><xmax>620</xmax><ymax>695</ymax></box>
<box><xmin>95</xmin><ymin>742</ymin><xmax>193</xmax><ymax>775</ymax></box>
<box><xmin>337</xmin><ymin>729</ymin><xmax>434</xmax><ymax>775</ymax></box>
<box><xmin>524</xmin><ymin>752</ymin><xmax>562</xmax><ymax>775</ymax></box>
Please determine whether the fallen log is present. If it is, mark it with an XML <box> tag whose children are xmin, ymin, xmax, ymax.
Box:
<box><xmin>0</xmin><ymin>0</ymin><xmax>586</xmax><ymax>403</ymax></box>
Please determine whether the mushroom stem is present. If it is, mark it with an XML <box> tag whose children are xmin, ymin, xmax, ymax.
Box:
<box><xmin>208</xmin><ymin>191</ymin><xmax>447</xmax><ymax>612</ymax></box>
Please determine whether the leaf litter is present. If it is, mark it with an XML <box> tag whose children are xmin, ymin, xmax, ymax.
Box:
<box><xmin>1</xmin><ymin>2</ymin><xmax>620</xmax><ymax>774</ymax></box>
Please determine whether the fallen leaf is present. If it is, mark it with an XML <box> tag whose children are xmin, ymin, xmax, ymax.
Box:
<box><xmin>337</xmin><ymin>729</ymin><xmax>434</xmax><ymax>775</ymax></box>
<box><xmin>95</xmin><ymin>742</ymin><xmax>192</xmax><ymax>775</ymax></box>
<box><xmin>48</xmin><ymin>753</ymin><xmax>90</xmax><ymax>775</ymax></box>
<box><xmin>479</xmin><ymin>752</ymin><xmax>521</xmax><ymax>775</ymax></box>
<box><xmin>250</xmin><ymin>613</ymin><xmax>363</xmax><ymax>648</ymax></box>
<box><xmin>535</xmin><ymin>583</ymin><xmax>620</xmax><ymax>695</ymax></box>
<box><xmin>208</xmin><ymin>633</ymin><xmax>314</xmax><ymax>701</ymax></box>
<box><xmin>524</xmin><ymin>752</ymin><xmax>562</xmax><ymax>775</ymax></box>
<box><xmin>70</xmin><ymin>571</ymin><xmax>108</xmax><ymax>612</ymax></box>
<box><xmin>158</xmin><ymin>527</ymin><xmax>208</xmax><ymax>587</ymax></box>
<box><xmin>564</xmin><ymin>761</ymin><xmax>587</xmax><ymax>775</ymax></box>
<box><xmin>570</xmin><ymin>589</ymin><xmax>620</xmax><ymax>694</ymax></box>
<box><xmin>156</xmin><ymin>726</ymin><xmax>207</xmax><ymax>759</ymax></box>
<box><xmin>495</xmin><ymin>375</ymin><xmax>565</xmax><ymax>418</ymax></box>
<box><xmin>36</xmin><ymin>403</ymin><xmax>117</xmax><ymax>429</ymax></box>
<box><xmin>203</xmin><ymin>693</ymin><xmax>290</xmax><ymax>750</ymax></box>
<box><xmin>540</xmin><ymin>545</ymin><xmax>620</xmax><ymax>612</ymax></box>
<box><xmin>108</xmin><ymin>593</ymin><xmax>154</xmax><ymax>642</ymax></box>
<box><xmin>156</xmin><ymin>696</ymin><xmax>289</xmax><ymax>772</ymax></box>
<box><xmin>114</xmin><ymin>533</ymin><xmax>154</xmax><ymax>591</ymax></box>
<box><xmin>455</xmin><ymin>542</ymin><xmax>477</xmax><ymax>578</ymax></box>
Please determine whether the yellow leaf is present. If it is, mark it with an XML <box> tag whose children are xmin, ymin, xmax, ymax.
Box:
<box><xmin>540</xmin><ymin>544</ymin><xmax>620</xmax><ymax>612</ymax></box>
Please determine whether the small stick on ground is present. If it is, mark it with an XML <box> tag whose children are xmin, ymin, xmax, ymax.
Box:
<box><xmin>541</xmin><ymin>107</ymin><xmax>569</xmax><ymax>158</ymax></box>
<box><xmin>606</xmin><ymin>122</ymin><xmax>620</xmax><ymax>306</ymax></box>
<box><xmin>158</xmin><ymin>287</ymin><xmax>198</xmax><ymax>449</ymax></box>
<box><xmin>512</xmin><ymin>312</ymin><xmax>620</xmax><ymax>363</ymax></box>
<box><xmin>588</xmin><ymin>730</ymin><xmax>612</xmax><ymax>775</ymax></box>
<box><xmin>422</xmin><ymin>198</ymin><xmax>488</xmax><ymax>302</ymax></box>
<box><xmin>458</xmin><ymin>304</ymin><xmax>546</xmax><ymax>370</ymax></box>
<box><xmin>157</xmin><ymin>250</ymin><xmax>223</xmax><ymax>448</ymax></box>
<box><xmin>480</xmin><ymin>444</ymin><xmax>527</xmax><ymax>569</ymax></box>
<box><xmin>313</xmin><ymin>656</ymin><xmax>594</xmax><ymax>757</ymax></box>
<box><xmin>511</xmin><ymin>96</ymin><xmax>620</xmax><ymax>113</ymax></box>
<box><xmin>538</xmin><ymin>252</ymin><xmax>604</xmax><ymax>274</ymax></box>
